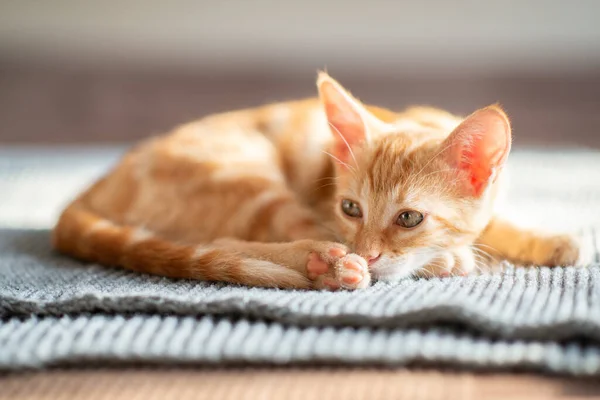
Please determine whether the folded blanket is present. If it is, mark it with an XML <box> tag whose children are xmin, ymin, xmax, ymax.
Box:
<box><xmin>1</xmin><ymin>147</ymin><xmax>600</xmax><ymax>374</ymax></box>
<box><xmin>2</xmin><ymin>229</ymin><xmax>600</xmax><ymax>342</ymax></box>
<box><xmin>2</xmin><ymin>314</ymin><xmax>599</xmax><ymax>375</ymax></box>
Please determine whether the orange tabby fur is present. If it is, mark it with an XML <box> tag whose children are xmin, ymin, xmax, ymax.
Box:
<box><xmin>52</xmin><ymin>73</ymin><xmax>586</xmax><ymax>290</ymax></box>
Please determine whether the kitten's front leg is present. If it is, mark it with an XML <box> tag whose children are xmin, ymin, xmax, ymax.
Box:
<box><xmin>214</xmin><ymin>238</ymin><xmax>371</xmax><ymax>290</ymax></box>
<box><xmin>476</xmin><ymin>217</ymin><xmax>589</xmax><ymax>267</ymax></box>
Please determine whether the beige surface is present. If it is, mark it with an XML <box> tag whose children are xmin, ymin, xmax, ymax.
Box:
<box><xmin>3</xmin><ymin>368</ymin><xmax>600</xmax><ymax>400</ymax></box>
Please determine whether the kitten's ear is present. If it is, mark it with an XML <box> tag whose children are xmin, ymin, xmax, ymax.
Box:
<box><xmin>443</xmin><ymin>105</ymin><xmax>512</xmax><ymax>197</ymax></box>
<box><xmin>317</xmin><ymin>72</ymin><xmax>374</xmax><ymax>168</ymax></box>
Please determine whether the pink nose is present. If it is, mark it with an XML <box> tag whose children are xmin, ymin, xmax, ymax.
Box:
<box><xmin>367</xmin><ymin>253</ymin><xmax>381</xmax><ymax>265</ymax></box>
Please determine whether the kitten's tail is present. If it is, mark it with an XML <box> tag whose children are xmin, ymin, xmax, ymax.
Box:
<box><xmin>52</xmin><ymin>204</ymin><xmax>310</xmax><ymax>289</ymax></box>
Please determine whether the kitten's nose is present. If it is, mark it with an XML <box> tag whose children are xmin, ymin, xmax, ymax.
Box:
<box><xmin>366</xmin><ymin>252</ymin><xmax>381</xmax><ymax>266</ymax></box>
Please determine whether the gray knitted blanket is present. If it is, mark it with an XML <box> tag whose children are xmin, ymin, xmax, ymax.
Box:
<box><xmin>1</xmin><ymin>147</ymin><xmax>600</xmax><ymax>375</ymax></box>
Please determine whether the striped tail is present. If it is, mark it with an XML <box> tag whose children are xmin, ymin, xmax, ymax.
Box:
<box><xmin>52</xmin><ymin>205</ymin><xmax>310</xmax><ymax>289</ymax></box>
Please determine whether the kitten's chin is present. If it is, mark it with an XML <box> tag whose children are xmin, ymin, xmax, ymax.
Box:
<box><xmin>371</xmin><ymin>268</ymin><xmax>414</xmax><ymax>282</ymax></box>
<box><xmin>370</xmin><ymin>253</ymin><xmax>436</xmax><ymax>282</ymax></box>
<box><xmin>370</xmin><ymin>258</ymin><xmax>418</xmax><ymax>282</ymax></box>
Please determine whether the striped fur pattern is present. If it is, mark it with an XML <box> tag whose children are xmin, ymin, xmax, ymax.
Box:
<box><xmin>52</xmin><ymin>73</ymin><xmax>587</xmax><ymax>290</ymax></box>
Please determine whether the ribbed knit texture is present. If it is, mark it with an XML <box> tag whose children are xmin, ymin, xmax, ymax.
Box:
<box><xmin>2</xmin><ymin>315</ymin><xmax>600</xmax><ymax>376</ymax></box>
<box><xmin>2</xmin><ymin>229</ymin><xmax>600</xmax><ymax>342</ymax></box>
<box><xmin>1</xmin><ymin>147</ymin><xmax>600</xmax><ymax>374</ymax></box>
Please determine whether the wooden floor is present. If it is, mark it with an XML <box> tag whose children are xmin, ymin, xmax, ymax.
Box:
<box><xmin>3</xmin><ymin>368</ymin><xmax>600</xmax><ymax>400</ymax></box>
<box><xmin>1</xmin><ymin>61</ymin><xmax>599</xmax><ymax>148</ymax></box>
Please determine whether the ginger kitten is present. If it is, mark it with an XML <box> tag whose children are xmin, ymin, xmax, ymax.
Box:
<box><xmin>52</xmin><ymin>73</ymin><xmax>587</xmax><ymax>290</ymax></box>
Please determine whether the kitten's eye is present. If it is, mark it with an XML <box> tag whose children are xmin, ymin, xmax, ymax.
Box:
<box><xmin>341</xmin><ymin>199</ymin><xmax>363</xmax><ymax>218</ymax></box>
<box><xmin>396</xmin><ymin>210</ymin><xmax>424</xmax><ymax>228</ymax></box>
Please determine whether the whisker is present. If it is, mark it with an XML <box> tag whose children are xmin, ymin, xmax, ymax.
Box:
<box><xmin>471</xmin><ymin>246</ymin><xmax>491</xmax><ymax>257</ymax></box>
<box><xmin>418</xmin><ymin>167</ymin><xmax>457</xmax><ymax>180</ymax></box>
<box><xmin>413</xmin><ymin>142</ymin><xmax>455</xmax><ymax>178</ymax></box>
<box><xmin>328</xmin><ymin>122</ymin><xmax>359</xmax><ymax>169</ymax></box>
<box><xmin>312</xmin><ymin>182</ymin><xmax>338</xmax><ymax>192</ymax></box>
<box><xmin>473</xmin><ymin>243</ymin><xmax>499</xmax><ymax>255</ymax></box>
<box><xmin>322</xmin><ymin>150</ymin><xmax>356</xmax><ymax>174</ymax></box>
<box><xmin>420</xmin><ymin>266</ymin><xmax>435</xmax><ymax>278</ymax></box>
<box><xmin>313</xmin><ymin>176</ymin><xmax>339</xmax><ymax>183</ymax></box>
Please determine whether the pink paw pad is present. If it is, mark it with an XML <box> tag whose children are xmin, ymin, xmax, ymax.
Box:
<box><xmin>340</xmin><ymin>271</ymin><xmax>363</xmax><ymax>285</ymax></box>
<box><xmin>328</xmin><ymin>247</ymin><xmax>347</xmax><ymax>258</ymax></box>
<box><xmin>342</xmin><ymin>258</ymin><xmax>365</xmax><ymax>272</ymax></box>
<box><xmin>306</xmin><ymin>247</ymin><xmax>347</xmax><ymax>279</ymax></box>
<box><xmin>306</xmin><ymin>253</ymin><xmax>330</xmax><ymax>279</ymax></box>
<box><xmin>322</xmin><ymin>277</ymin><xmax>340</xmax><ymax>290</ymax></box>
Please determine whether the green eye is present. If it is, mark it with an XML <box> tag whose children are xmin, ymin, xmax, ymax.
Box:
<box><xmin>341</xmin><ymin>199</ymin><xmax>362</xmax><ymax>218</ymax></box>
<box><xmin>396</xmin><ymin>210</ymin><xmax>424</xmax><ymax>228</ymax></box>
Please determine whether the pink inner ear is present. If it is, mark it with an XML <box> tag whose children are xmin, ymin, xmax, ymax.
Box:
<box><xmin>323</xmin><ymin>97</ymin><xmax>365</xmax><ymax>148</ymax></box>
<box><xmin>448</xmin><ymin>107</ymin><xmax>511</xmax><ymax>197</ymax></box>
<box><xmin>318</xmin><ymin>79</ymin><xmax>368</xmax><ymax>168</ymax></box>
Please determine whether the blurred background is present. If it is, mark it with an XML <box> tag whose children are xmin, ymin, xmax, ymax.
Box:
<box><xmin>1</xmin><ymin>0</ymin><xmax>599</xmax><ymax>147</ymax></box>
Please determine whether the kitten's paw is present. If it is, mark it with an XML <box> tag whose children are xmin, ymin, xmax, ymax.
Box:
<box><xmin>306</xmin><ymin>245</ymin><xmax>370</xmax><ymax>290</ymax></box>
<box><xmin>333</xmin><ymin>254</ymin><xmax>371</xmax><ymax>289</ymax></box>
<box><xmin>417</xmin><ymin>246</ymin><xmax>477</xmax><ymax>278</ymax></box>
<box><xmin>305</xmin><ymin>244</ymin><xmax>348</xmax><ymax>281</ymax></box>
<box><xmin>530</xmin><ymin>234</ymin><xmax>588</xmax><ymax>267</ymax></box>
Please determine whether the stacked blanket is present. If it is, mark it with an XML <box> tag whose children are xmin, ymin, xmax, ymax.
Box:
<box><xmin>1</xmin><ymin>147</ymin><xmax>599</xmax><ymax>374</ymax></box>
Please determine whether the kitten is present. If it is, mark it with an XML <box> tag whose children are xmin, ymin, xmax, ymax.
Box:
<box><xmin>52</xmin><ymin>73</ymin><xmax>587</xmax><ymax>290</ymax></box>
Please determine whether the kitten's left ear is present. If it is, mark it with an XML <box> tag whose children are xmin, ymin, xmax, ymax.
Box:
<box><xmin>443</xmin><ymin>105</ymin><xmax>512</xmax><ymax>197</ymax></box>
<box><xmin>317</xmin><ymin>72</ymin><xmax>381</xmax><ymax>169</ymax></box>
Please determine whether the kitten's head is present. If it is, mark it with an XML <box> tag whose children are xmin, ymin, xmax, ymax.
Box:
<box><xmin>318</xmin><ymin>73</ymin><xmax>511</xmax><ymax>281</ymax></box>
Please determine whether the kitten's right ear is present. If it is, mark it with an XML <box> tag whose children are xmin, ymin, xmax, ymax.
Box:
<box><xmin>442</xmin><ymin>105</ymin><xmax>512</xmax><ymax>197</ymax></box>
<box><xmin>317</xmin><ymin>72</ymin><xmax>373</xmax><ymax>169</ymax></box>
